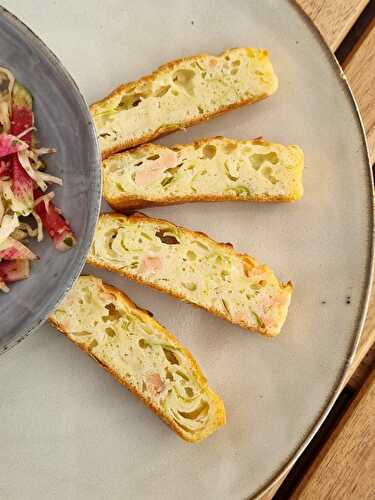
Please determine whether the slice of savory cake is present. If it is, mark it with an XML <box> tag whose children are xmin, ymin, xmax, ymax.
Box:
<box><xmin>49</xmin><ymin>275</ymin><xmax>226</xmax><ymax>443</ymax></box>
<box><xmin>102</xmin><ymin>137</ymin><xmax>304</xmax><ymax>210</ymax></box>
<box><xmin>91</xmin><ymin>48</ymin><xmax>278</xmax><ymax>158</ymax></box>
<box><xmin>88</xmin><ymin>213</ymin><xmax>293</xmax><ymax>337</ymax></box>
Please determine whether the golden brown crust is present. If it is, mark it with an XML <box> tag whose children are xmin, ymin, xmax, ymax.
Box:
<box><xmin>102</xmin><ymin>136</ymin><xmax>302</xmax><ymax>210</ymax></box>
<box><xmin>106</xmin><ymin>193</ymin><xmax>295</xmax><ymax>212</ymax></box>
<box><xmin>49</xmin><ymin>277</ymin><xmax>225</xmax><ymax>442</ymax></box>
<box><xmin>88</xmin><ymin>213</ymin><xmax>293</xmax><ymax>337</ymax></box>
<box><xmin>90</xmin><ymin>48</ymin><xmax>276</xmax><ymax>158</ymax></box>
<box><xmin>91</xmin><ymin>50</ymin><xmax>266</xmax><ymax>109</ymax></box>
<box><xmin>96</xmin><ymin>95</ymin><xmax>269</xmax><ymax>160</ymax></box>
<box><xmin>90</xmin><ymin>50</ymin><xmax>270</xmax><ymax>112</ymax></box>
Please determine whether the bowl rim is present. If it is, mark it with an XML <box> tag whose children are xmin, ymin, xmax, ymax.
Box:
<box><xmin>0</xmin><ymin>6</ymin><xmax>102</xmax><ymax>355</ymax></box>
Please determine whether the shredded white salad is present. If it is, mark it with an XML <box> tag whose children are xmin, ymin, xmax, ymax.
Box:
<box><xmin>0</xmin><ymin>67</ymin><xmax>76</xmax><ymax>292</ymax></box>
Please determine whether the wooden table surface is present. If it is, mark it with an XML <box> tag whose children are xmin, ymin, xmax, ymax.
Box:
<box><xmin>261</xmin><ymin>1</ymin><xmax>375</xmax><ymax>498</ymax></box>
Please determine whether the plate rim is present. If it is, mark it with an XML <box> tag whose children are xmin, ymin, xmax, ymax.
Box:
<box><xmin>0</xmin><ymin>6</ymin><xmax>102</xmax><ymax>356</ymax></box>
<box><xmin>0</xmin><ymin>2</ymin><xmax>373</xmax><ymax>497</ymax></box>
<box><xmin>255</xmin><ymin>2</ymin><xmax>374</xmax><ymax>498</ymax></box>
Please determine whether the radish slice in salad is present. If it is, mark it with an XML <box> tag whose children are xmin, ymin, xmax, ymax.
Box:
<box><xmin>11</xmin><ymin>106</ymin><xmax>33</xmax><ymax>144</ymax></box>
<box><xmin>0</xmin><ymin>159</ymin><xmax>10</xmax><ymax>177</ymax></box>
<box><xmin>0</xmin><ymin>67</ymin><xmax>77</xmax><ymax>293</ymax></box>
<box><xmin>0</xmin><ymin>259</ymin><xmax>30</xmax><ymax>283</ymax></box>
<box><xmin>0</xmin><ymin>134</ymin><xmax>28</xmax><ymax>157</ymax></box>
<box><xmin>0</xmin><ymin>67</ymin><xmax>15</xmax><ymax>134</ymax></box>
<box><xmin>10</xmin><ymin>154</ymin><xmax>34</xmax><ymax>213</ymax></box>
<box><xmin>10</xmin><ymin>82</ymin><xmax>34</xmax><ymax>214</ymax></box>
<box><xmin>34</xmin><ymin>188</ymin><xmax>77</xmax><ymax>251</ymax></box>
<box><xmin>0</xmin><ymin>237</ymin><xmax>38</xmax><ymax>261</ymax></box>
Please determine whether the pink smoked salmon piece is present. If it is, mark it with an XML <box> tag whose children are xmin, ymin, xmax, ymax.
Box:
<box><xmin>208</xmin><ymin>58</ymin><xmax>218</xmax><ymax>69</ymax></box>
<box><xmin>145</xmin><ymin>373</ymin><xmax>165</xmax><ymax>394</ymax></box>
<box><xmin>139</xmin><ymin>256</ymin><xmax>163</xmax><ymax>273</ymax></box>
<box><xmin>261</xmin><ymin>291</ymin><xmax>291</xmax><ymax>331</ymax></box>
<box><xmin>135</xmin><ymin>150</ymin><xmax>177</xmax><ymax>186</ymax></box>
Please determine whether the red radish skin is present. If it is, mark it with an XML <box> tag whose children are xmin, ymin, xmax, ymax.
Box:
<box><xmin>10</xmin><ymin>105</ymin><xmax>34</xmax><ymax>208</ymax></box>
<box><xmin>0</xmin><ymin>133</ymin><xmax>27</xmax><ymax>157</ymax></box>
<box><xmin>0</xmin><ymin>80</ymin><xmax>77</xmax><ymax>292</ymax></box>
<box><xmin>10</xmin><ymin>106</ymin><xmax>33</xmax><ymax>146</ymax></box>
<box><xmin>34</xmin><ymin>188</ymin><xmax>76</xmax><ymax>251</ymax></box>
<box><xmin>0</xmin><ymin>237</ymin><xmax>37</xmax><ymax>261</ymax></box>
<box><xmin>0</xmin><ymin>160</ymin><xmax>10</xmax><ymax>177</ymax></box>
<box><xmin>11</xmin><ymin>155</ymin><xmax>33</xmax><ymax>204</ymax></box>
<box><xmin>0</xmin><ymin>259</ymin><xmax>30</xmax><ymax>282</ymax></box>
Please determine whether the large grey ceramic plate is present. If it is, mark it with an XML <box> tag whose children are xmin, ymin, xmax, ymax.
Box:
<box><xmin>0</xmin><ymin>1</ymin><xmax>373</xmax><ymax>499</ymax></box>
<box><xmin>0</xmin><ymin>7</ymin><xmax>101</xmax><ymax>353</ymax></box>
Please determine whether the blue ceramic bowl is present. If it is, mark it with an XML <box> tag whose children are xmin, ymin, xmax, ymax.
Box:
<box><xmin>0</xmin><ymin>7</ymin><xmax>101</xmax><ymax>353</ymax></box>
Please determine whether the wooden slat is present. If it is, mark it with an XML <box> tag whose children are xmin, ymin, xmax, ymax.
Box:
<box><xmin>297</xmin><ymin>0</ymin><xmax>369</xmax><ymax>51</ymax></box>
<box><xmin>344</xmin><ymin>18</ymin><xmax>375</xmax><ymax>163</ymax></box>
<box><xmin>347</xmin><ymin>342</ymin><xmax>375</xmax><ymax>391</ymax></box>
<box><xmin>345</xmin><ymin>280</ymin><xmax>375</xmax><ymax>389</ymax></box>
<box><xmin>291</xmin><ymin>367</ymin><xmax>375</xmax><ymax>499</ymax></box>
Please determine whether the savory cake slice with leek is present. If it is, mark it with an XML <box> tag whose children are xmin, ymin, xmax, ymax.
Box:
<box><xmin>49</xmin><ymin>276</ymin><xmax>225</xmax><ymax>443</ymax></box>
<box><xmin>0</xmin><ymin>67</ymin><xmax>76</xmax><ymax>292</ymax></box>
<box><xmin>102</xmin><ymin>137</ymin><xmax>304</xmax><ymax>211</ymax></box>
<box><xmin>88</xmin><ymin>213</ymin><xmax>293</xmax><ymax>337</ymax></box>
<box><xmin>91</xmin><ymin>48</ymin><xmax>278</xmax><ymax>158</ymax></box>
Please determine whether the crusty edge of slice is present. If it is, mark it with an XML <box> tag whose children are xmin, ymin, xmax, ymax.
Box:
<box><xmin>87</xmin><ymin>213</ymin><xmax>293</xmax><ymax>337</ymax></box>
<box><xmin>97</xmin><ymin>94</ymin><xmax>270</xmax><ymax>159</ymax></box>
<box><xmin>90</xmin><ymin>49</ymin><xmax>277</xmax><ymax>158</ymax></box>
<box><xmin>102</xmin><ymin>136</ymin><xmax>303</xmax><ymax>211</ymax></box>
<box><xmin>49</xmin><ymin>276</ymin><xmax>226</xmax><ymax>443</ymax></box>
<box><xmin>106</xmin><ymin>193</ymin><xmax>294</xmax><ymax>213</ymax></box>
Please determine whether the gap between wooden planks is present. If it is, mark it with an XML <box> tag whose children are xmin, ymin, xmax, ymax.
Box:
<box><xmin>259</xmin><ymin>2</ymin><xmax>373</xmax><ymax>499</ymax></box>
<box><xmin>297</xmin><ymin>0</ymin><xmax>369</xmax><ymax>51</ymax></box>
<box><xmin>290</xmin><ymin>366</ymin><xmax>375</xmax><ymax>499</ymax></box>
